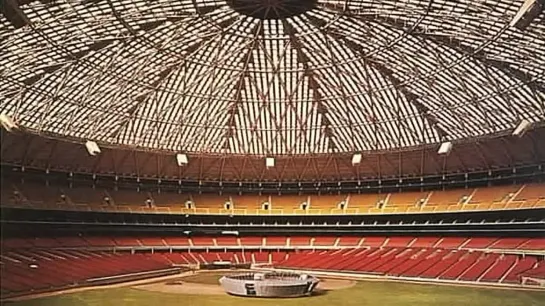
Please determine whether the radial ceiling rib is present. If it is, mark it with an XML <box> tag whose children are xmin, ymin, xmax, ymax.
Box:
<box><xmin>0</xmin><ymin>0</ymin><xmax>544</xmax><ymax>155</ymax></box>
<box><xmin>283</xmin><ymin>19</ymin><xmax>336</xmax><ymax>154</ymax></box>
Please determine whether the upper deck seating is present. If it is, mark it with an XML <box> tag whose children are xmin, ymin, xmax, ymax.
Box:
<box><xmin>191</xmin><ymin>194</ymin><xmax>230</xmax><ymax>213</ymax></box>
<box><xmin>150</xmin><ymin>192</ymin><xmax>191</xmax><ymax>208</ymax></box>
<box><xmin>271</xmin><ymin>195</ymin><xmax>308</xmax><ymax>213</ymax></box>
<box><xmin>512</xmin><ymin>184</ymin><xmax>545</xmax><ymax>208</ymax></box>
<box><xmin>344</xmin><ymin>194</ymin><xmax>383</xmax><ymax>213</ymax></box>
<box><xmin>425</xmin><ymin>188</ymin><xmax>474</xmax><ymax>212</ymax></box>
<box><xmin>231</xmin><ymin>195</ymin><xmax>269</xmax><ymax>213</ymax></box>
<box><xmin>109</xmin><ymin>190</ymin><xmax>148</xmax><ymax>207</ymax></box>
<box><xmin>309</xmin><ymin>195</ymin><xmax>347</xmax><ymax>214</ymax></box>
<box><xmin>2</xmin><ymin>181</ymin><xmax>544</xmax><ymax>215</ymax></box>
<box><xmin>385</xmin><ymin>191</ymin><xmax>429</xmax><ymax>213</ymax></box>
<box><xmin>469</xmin><ymin>185</ymin><xmax>521</xmax><ymax>210</ymax></box>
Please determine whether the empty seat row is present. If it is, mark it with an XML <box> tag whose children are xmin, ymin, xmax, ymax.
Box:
<box><xmin>0</xmin><ymin>250</ymin><xmax>172</xmax><ymax>295</ymax></box>
<box><xmin>3</xmin><ymin>182</ymin><xmax>544</xmax><ymax>214</ymax></box>
<box><xmin>276</xmin><ymin>249</ymin><xmax>545</xmax><ymax>285</ymax></box>
<box><xmin>3</xmin><ymin>236</ymin><xmax>544</xmax><ymax>251</ymax></box>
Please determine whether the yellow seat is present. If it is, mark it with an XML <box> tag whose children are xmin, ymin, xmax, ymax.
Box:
<box><xmin>505</xmin><ymin>202</ymin><xmax>523</xmax><ymax>209</ymax></box>
<box><xmin>395</xmin><ymin>206</ymin><xmax>410</xmax><ymax>213</ymax></box>
<box><xmin>232</xmin><ymin>208</ymin><xmax>247</xmax><ymax>215</ymax></box>
<box><xmin>421</xmin><ymin>206</ymin><xmax>436</xmax><ymax>212</ymax></box>
<box><xmin>345</xmin><ymin>208</ymin><xmax>359</xmax><ymax>214</ymax></box>
<box><xmin>115</xmin><ymin>206</ymin><xmax>132</xmax><ymax>213</ymax></box>
<box><xmin>155</xmin><ymin>207</ymin><xmax>170</xmax><ymax>214</ymax></box>
<box><xmin>194</xmin><ymin>208</ymin><xmax>210</xmax><ymax>214</ymax></box>
<box><xmin>207</xmin><ymin>208</ymin><xmax>222</xmax><ymax>214</ymax></box>
<box><xmin>138</xmin><ymin>207</ymin><xmax>152</xmax><ymax>213</ymax></box>
<box><xmin>476</xmin><ymin>203</ymin><xmax>491</xmax><ymax>210</ymax></box>
<box><xmin>534</xmin><ymin>200</ymin><xmax>545</xmax><ymax>207</ymax></box>
<box><xmin>330</xmin><ymin>208</ymin><xmax>344</xmax><ymax>214</ymax></box>
<box><xmin>307</xmin><ymin>208</ymin><xmax>322</xmax><ymax>214</ymax></box>
<box><xmin>489</xmin><ymin>203</ymin><xmax>506</xmax><ymax>210</ymax></box>
<box><xmin>447</xmin><ymin>205</ymin><xmax>462</xmax><ymax>211</ymax></box>
<box><xmin>407</xmin><ymin>206</ymin><xmax>422</xmax><ymax>213</ymax></box>
<box><xmin>182</xmin><ymin>208</ymin><xmax>196</xmax><ymax>214</ymax></box>
<box><xmin>432</xmin><ymin>205</ymin><xmax>448</xmax><ymax>212</ymax></box>
<box><xmin>462</xmin><ymin>204</ymin><xmax>478</xmax><ymax>211</ymax></box>
<box><xmin>520</xmin><ymin>201</ymin><xmax>536</xmax><ymax>208</ymax></box>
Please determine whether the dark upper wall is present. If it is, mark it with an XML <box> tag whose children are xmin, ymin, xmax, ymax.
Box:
<box><xmin>1</xmin><ymin>126</ymin><xmax>545</xmax><ymax>184</ymax></box>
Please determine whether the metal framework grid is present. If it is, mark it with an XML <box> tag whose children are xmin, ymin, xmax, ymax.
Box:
<box><xmin>1</xmin><ymin>0</ymin><xmax>544</xmax><ymax>156</ymax></box>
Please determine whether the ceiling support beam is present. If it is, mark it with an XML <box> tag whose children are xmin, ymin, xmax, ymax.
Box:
<box><xmin>0</xmin><ymin>0</ymin><xmax>30</xmax><ymax>29</ymax></box>
<box><xmin>342</xmin><ymin>9</ymin><xmax>545</xmax><ymax>96</ymax></box>
<box><xmin>283</xmin><ymin>20</ymin><xmax>338</xmax><ymax>154</ymax></box>
<box><xmin>222</xmin><ymin>20</ymin><xmax>260</xmax><ymax>153</ymax></box>
<box><xmin>510</xmin><ymin>0</ymin><xmax>545</xmax><ymax>30</ymax></box>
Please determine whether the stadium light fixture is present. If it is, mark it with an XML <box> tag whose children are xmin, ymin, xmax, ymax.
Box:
<box><xmin>437</xmin><ymin>141</ymin><xmax>453</xmax><ymax>155</ymax></box>
<box><xmin>265</xmin><ymin>157</ymin><xmax>275</xmax><ymax>168</ymax></box>
<box><xmin>176</xmin><ymin>153</ymin><xmax>189</xmax><ymax>166</ymax></box>
<box><xmin>352</xmin><ymin>153</ymin><xmax>362</xmax><ymax>165</ymax></box>
<box><xmin>512</xmin><ymin>119</ymin><xmax>532</xmax><ymax>137</ymax></box>
<box><xmin>84</xmin><ymin>140</ymin><xmax>101</xmax><ymax>156</ymax></box>
<box><xmin>0</xmin><ymin>113</ymin><xmax>19</xmax><ymax>132</ymax></box>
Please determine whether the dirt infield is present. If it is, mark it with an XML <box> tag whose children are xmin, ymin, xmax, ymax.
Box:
<box><xmin>133</xmin><ymin>274</ymin><xmax>356</xmax><ymax>296</ymax></box>
<box><xmin>317</xmin><ymin>278</ymin><xmax>356</xmax><ymax>290</ymax></box>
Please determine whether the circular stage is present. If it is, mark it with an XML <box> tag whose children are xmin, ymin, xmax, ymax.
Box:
<box><xmin>219</xmin><ymin>272</ymin><xmax>319</xmax><ymax>297</ymax></box>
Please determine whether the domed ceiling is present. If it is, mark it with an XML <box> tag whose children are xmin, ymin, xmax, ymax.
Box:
<box><xmin>0</xmin><ymin>0</ymin><xmax>544</xmax><ymax>155</ymax></box>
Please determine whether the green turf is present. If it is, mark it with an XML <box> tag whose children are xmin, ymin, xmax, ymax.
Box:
<box><xmin>5</xmin><ymin>276</ymin><xmax>545</xmax><ymax>306</ymax></box>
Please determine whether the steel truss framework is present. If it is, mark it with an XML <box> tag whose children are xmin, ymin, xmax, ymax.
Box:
<box><xmin>0</xmin><ymin>0</ymin><xmax>544</xmax><ymax>155</ymax></box>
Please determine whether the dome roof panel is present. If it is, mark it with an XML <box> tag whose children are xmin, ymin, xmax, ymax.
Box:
<box><xmin>0</xmin><ymin>0</ymin><xmax>543</xmax><ymax>155</ymax></box>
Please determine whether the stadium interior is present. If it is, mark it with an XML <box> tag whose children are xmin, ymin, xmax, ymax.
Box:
<box><xmin>1</xmin><ymin>0</ymin><xmax>545</xmax><ymax>305</ymax></box>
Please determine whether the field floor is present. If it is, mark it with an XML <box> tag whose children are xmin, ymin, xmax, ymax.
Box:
<box><xmin>3</xmin><ymin>271</ymin><xmax>545</xmax><ymax>306</ymax></box>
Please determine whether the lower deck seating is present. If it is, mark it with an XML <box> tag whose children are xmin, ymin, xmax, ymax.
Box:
<box><xmin>276</xmin><ymin>248</ymin><xmax>545</xmax><ymax>285</ymax></box>
<box><xmin>0</xmin><ymin>250</ymin><xmax>173</xmax><ymax>295</ymax></box>
<box><xmin>1</xmin><ymin>234</ymin><xmax>543</xmax><ymax>296</ymax></box>
<box><xmin>0</xmin><ymin>249</ymin><xmax>287</xmax><ymax>296</ymax></box>
<box><xmin>3</xmin><ymin>236</ymin><xmax>544</xmax><ymax>251</ymax></box>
